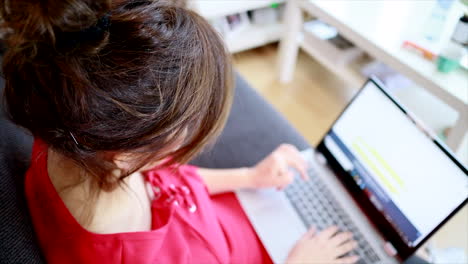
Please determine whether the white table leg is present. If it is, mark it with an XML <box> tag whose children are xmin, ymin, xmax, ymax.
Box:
<box><xmin>446</xmin><ymin>107</ymin><xmax>468</xmax><ymax>153</ymax></box>
<box><xmin>277</xmin><ymin>0</ymin><xmax>303</xmax><ymax>83</ymax></box>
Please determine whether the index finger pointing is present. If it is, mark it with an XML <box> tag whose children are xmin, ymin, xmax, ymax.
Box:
<box><xmin>280</xmin><ymin>146</ymin><xmax>309</xmax><ymax>180</ymax></box>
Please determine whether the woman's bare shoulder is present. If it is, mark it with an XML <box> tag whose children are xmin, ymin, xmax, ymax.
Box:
<box><xmin>47</xmin><ymin>150</ymin><xmax>152</xmax><ymax>234</ymax></box>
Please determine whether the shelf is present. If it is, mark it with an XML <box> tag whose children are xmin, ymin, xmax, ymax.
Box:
<box><xmin>193</xmin><ymin>0</ymin><xmax>284</xmax><ymax>20</ymax></box>
<box><xmin>300</xmin><ymin>30</ymin><xmax>368</xmax><ymax>87</ymax></box>
<box><xmin>225</xmin><ymin>22</ymin><xmax>283</xmax><ymax>53</ymax></box>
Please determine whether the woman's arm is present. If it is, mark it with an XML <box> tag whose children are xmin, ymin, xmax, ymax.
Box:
<box><xmin>197</xmin><ymin>144</ymin><xmax>309</xmax><ymax>195</ymax></box>
<box><xmin>197</xmin><ymin>167</ymin><xmax>253</xmax><ymax>195</ymax></box>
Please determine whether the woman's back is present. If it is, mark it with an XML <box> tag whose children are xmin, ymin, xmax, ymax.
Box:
<box><xmin>47</xmin><ymin>146</ymin><xmax>153</xmax><ymax>234</ymax></box>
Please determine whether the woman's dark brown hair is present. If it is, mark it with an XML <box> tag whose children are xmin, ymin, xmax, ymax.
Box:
<box><xmin>0</xmin><ymin>0</ymin><xmax>233</xmax><ymax>190</ymax></box>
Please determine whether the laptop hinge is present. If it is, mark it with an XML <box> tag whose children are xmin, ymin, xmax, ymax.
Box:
<box><xmin>383</xmin><ymin>241</ymin><xmax>398</xmax><ymax>257</ymax></box>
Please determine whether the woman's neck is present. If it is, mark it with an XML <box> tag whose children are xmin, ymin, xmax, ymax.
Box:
<box><xmin>47</xmin><ymin>149</ymin><xmax>89</xmax><ymax>192</ymax></box>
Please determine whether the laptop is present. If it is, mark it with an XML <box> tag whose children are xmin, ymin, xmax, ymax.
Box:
<box><xmin>236</xmin><ymin>78</ymin><xmax>468</xmax><ymax>264</ymax></box>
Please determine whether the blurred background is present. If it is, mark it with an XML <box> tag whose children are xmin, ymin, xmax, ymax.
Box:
<box><xmin>189</xmin><ymin>0</ymin><xmax>468</xmax><ymax>263</ymax></box>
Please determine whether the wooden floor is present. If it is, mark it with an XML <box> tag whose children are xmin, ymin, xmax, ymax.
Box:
<box><xmin>233</xmin><ymin>44</ymin><xmax>467</xmax><ymax>258</ymax></box>
<box><xmin>233</xmin><ymin>44</ymin><xmax>358</xmax><ymax>147</ymax></box>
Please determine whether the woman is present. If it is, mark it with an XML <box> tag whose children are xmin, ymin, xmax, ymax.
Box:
<box><xmin>1</xmin><ymin>0</ymin><xmax>358</xmax><ymax>263</ymax></box>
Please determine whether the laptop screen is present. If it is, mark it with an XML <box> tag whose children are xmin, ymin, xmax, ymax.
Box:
<box><xmin>321</xmin><ymin>80</ymin><xmax>467</xmax><ymax>247</ymax></box>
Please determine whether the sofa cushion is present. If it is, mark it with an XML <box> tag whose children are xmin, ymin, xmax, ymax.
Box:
<box><xmin>190</xmin><ymin>73</ymin><xmax>309</xmax><ymax>168</ymax></box>
<box><xmin>0</xmin><ymin>77</ymin><xmax>44</xmax><ymax>263</ymax></box>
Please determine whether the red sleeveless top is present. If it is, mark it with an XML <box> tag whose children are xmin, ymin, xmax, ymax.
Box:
<box><xmin>25</xmin><ymin>139</ymin><xmax>272</xmax><ymax>263</ymax></box>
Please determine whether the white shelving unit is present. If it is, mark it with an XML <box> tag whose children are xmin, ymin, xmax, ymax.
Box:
<box><xmin>191</xmin><ymin>0</ymin><xmax>285</xmax><ymax>53</ymax></box>
<box><xmin>227</xmin><ymin>22</ymin><xmax>283</xmax><ymax>53</ymax></box>
<box><xmin>300</xmin><ymin>29</ymin><xmax>368</xmax><ymax>87</ymax></box>
<box><xmin>193</xmin><ymin>0</ymin><xmax>282</xmax><ymax>19</ymax></box>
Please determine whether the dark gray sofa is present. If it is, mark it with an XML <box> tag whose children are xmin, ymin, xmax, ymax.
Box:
<box><xmin>0</xmin><ymin>72</ymin><xmax>427</xmax><ymax>263</ymax></box>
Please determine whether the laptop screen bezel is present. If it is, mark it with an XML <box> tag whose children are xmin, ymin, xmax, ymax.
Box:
<box><xmin>316</xmin><ymin>78</ymin><xmax>468</xmax><ymax>260</ymax></box>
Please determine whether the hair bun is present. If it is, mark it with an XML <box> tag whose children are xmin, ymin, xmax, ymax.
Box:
<box><xmin>0</xmin><ymin>0</ymin><xmax>111</xmax><ymax>56</ymax></box>
<box><xmin>56</xmin><ymin>13</ymin><xmax>111</xmax><ymax>51</ymax></box>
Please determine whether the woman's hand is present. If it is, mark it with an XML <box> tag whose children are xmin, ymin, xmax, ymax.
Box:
<box><xmin>198</xmin><ymin>144</ymin><xmax>308</xmax><ymax>194</ymax></box>
<box><xmin>247</xmin><ymin>144</ymin><xmax>309</xmax><ymax>190</ymax></box>
<box><xmin>287</xmin><ymin>226</ymin><xmax>360</xmax><ymax>264</ymax></box>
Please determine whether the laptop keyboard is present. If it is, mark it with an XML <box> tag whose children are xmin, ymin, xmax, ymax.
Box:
<box><xmin>285</xmin><ymin>167</ymin><xmax>381</xmax><ymax>264</ymax></box>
